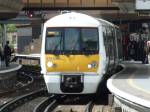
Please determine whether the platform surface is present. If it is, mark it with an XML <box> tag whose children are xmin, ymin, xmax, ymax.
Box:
<box><xmin>0</xmin><ymin>61</ymin><xmax>21</xmax><ymax>73</ymax></box>
<box><xmin>107</xmin><ymin>61</ymin><xmax>150</xmax><ymax>108</ymax></box>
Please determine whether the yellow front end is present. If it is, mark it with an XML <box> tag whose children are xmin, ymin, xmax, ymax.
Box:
<box><xmin>45</xmin><ymin>54</ymin><xmax>99</xmax><ymax>73</ymax></box>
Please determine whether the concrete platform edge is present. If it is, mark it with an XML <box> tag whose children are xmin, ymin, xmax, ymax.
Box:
<box><xmin>0</xmin><ymin>64</ymin><xmax>22</xmax><ymax>74</ymax></box>
<box><xmin>107</xmin><ymin>63</ymin><xmax>150</xmax><ymax>108</ymax></box>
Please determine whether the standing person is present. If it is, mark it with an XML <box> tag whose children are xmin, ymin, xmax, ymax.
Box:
<box><xmin>122</xmin><ymin>33</ymin><xmax>129</xmax><ymax>60</ymax></box>
<box><xmin>4</xmin><ymin>41</ymin><xmax>11</xmax><ymax>67</ymax></box>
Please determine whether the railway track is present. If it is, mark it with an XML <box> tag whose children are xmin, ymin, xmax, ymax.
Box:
<box><xmin>0</xmin><ymin>89</ymin><xmax>112</xmax><ymax>112</ymax></box>
<box><xmin>0</xmin><ymin>90</ymin><xmax>113</xmax><ymax>112</ymax></box>
<box><xmin>19</xmin><ymin>65</ymin><xmax>42</xmax><ymax>79</ymax></box>
<box><xmin>49</xmin><ymin>100</ymin><xmax>111</xmax><ymax>112</ymax></box>
<box><xmin>0</xmin><ymin>65</ymin><xmax>118</xmax><ymax>112</ymax></box>
<box><xmin>52</xmin><ymin>101</ymin><xmax>95</xmax><ymax>112</ymax></box>
<box><xmin>0</xmin><ymin>72</ymin><xmax>34</xmax><ymax>96</ymax></box>
<box><xmin>33</xmin><ymin>95</ymin><xmax>95</xmax><ymax>112</ymax></box>
<box><xmin>34</xmin><ymin>95</ymin><xmax>68</xmax><ymax>112</ymax></box>
<box><xmin>0</xmin><ymin>89</ymin><xmax>47</xmax><ymax>112</ymax></box>
<box><xmin>0</xmin><ymin>65</ymin><xmax>46</xmax><ymax>106</ymax></box>
<box><xmin>33</xmin><ymin>95</ymin><xmax>56</xmax><ymax>112</ymax></box>
<box><xmin>85</xmin><ymin>101</ymin><xmax>94</xmax><ymax>112</ymax></box>
<box><xmin>0</xmin><ymin>65</ymin><xmax>43</xmax><ymax>97</ymax></box>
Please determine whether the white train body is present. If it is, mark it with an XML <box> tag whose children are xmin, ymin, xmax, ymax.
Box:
<box><xmin>41</xmin><ymin>12</ymin><xmax>122</xmax><ymax>94</ymax></box>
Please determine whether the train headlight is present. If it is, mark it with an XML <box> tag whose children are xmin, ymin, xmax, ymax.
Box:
<box><xmin>47</xmin><ymin>61</ymin><xmax>54</xmax><ymax>68</ymax></box>
<box><xmin>87</xmin><ymin>61</ymin><xmax>97</xmax><ymax>69</ymax></box>
<box><xmin>88</xmin><ymin>64</ymin><xmax>92</xmax><ymax>69</ymax></box>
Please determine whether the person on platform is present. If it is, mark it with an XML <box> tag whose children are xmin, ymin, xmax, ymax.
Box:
<box><xmin>122</xmin><ymin>33</ymin><xmax>129</xmax><ymax>60</ymax></box>
<box><xmin>4</xmin><ymin>41</ymin><xmax>12</xmax><ymax>67</ymax></box>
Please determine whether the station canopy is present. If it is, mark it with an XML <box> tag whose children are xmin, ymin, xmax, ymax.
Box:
<box><xmin>0</xmin><ymin>0</ymin><xmax>150</xmax><ymax>21</ymax></box>
<box><xmin>0</xmin><ymin>0</ymin><xmax>23</xmax><ymax>19</ymax></box>
<box><xmin>21</xmin><ymin>0</ymin><xmax>150</xmax><ymax>21</ymax></box>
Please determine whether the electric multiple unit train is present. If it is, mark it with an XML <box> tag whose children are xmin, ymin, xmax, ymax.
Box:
<box><xmin>40</xmin><ymin>12</ymin><xmax>122</xmax><ymax>94</ymax></box>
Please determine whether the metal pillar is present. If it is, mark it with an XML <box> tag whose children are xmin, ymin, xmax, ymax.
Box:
<box><xmin>41</xmin><ymin>13</ymin><xmax>44</xmax><ymax>38</ymax></box>
<box><xmin>2</xmin><ymin>24</ymin><xmax>7</xmax><ymax>48</ymax></box>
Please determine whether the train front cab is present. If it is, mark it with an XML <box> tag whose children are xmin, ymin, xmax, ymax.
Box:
<box><xmin>42</xmin><ymin>26</ymin><xmax>106</xmax><ymax>94</ymax></box>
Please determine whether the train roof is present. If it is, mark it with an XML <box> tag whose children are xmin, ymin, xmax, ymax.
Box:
<box><xmin>96</xmin><ymin>18</ymin><xmax>115</xmax><ymax>27</ymax></box>
<box><xmin>44</xmin><ymin>12</ymin><xmax>116</xmax><ymax>28</ymax></box>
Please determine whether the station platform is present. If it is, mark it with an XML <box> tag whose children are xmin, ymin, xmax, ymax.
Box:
<box><xmin>0</xmin><ymin>61</ymin><xmax>22</xmax><ymax>92</ymax></box>
<box><xmin>0</xmin><ymin>62</ymin><xmax>21</xmax><ymax>73</ymax></box>
<box><xmin>107</xmin><ymin>61</ymin><xmax>150</xmax><ymax>112</ymax></box>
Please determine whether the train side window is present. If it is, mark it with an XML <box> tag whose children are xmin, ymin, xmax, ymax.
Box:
<box><xmin>112</xmin><ymin>28</ymin><xmax>117</xmax><ymax>58</ymax></box>
<box><xmin>116</xmin><ymin>29</ymin><xmax>123</xmax><ymax>59</ymax></box>
<box><xmin>102</xmin><ymin>26</ymin><xmax>109</xmax><ymax>57</ymax></box>
<box><xmin>81</xmin><ymin>28</ymin><xmax>99</xmax><ymax>51</ymax></box>
<box><xmin>106</xmin><ymin>27</ymin><xmax>115</xmax><ymax>60</ymax></box>
<box><xmin>102</xmin><ymin>26</ymin><xmax>107</xmax><ymax>46</ymax></box>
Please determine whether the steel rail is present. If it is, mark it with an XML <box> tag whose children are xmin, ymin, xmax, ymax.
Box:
<box><xmin>0</xmin><ymin>89</ymin><xmax>46</xmax><ymax>112</ymax></box>
<box><xmin>44</xmin><ymin>95</ymin><xmax>67</xmax><ymax>112</ymax></box>
<box><xmin>33</xmin><ymin>95</ymin><xmax>55</xmax><ymax>112</ymax></box>
<box><xmin>44</xmin><ymin>100</ymin><xmax>58</xmax><ymax>112</ymax></box>
<box><xmin>84</xmin><ymin>101</ymin><xmax>94</xmax><ymax>112</ymax></box>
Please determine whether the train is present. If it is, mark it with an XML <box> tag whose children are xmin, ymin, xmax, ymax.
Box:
<box><xmin>40</xmin><ymin>12</ymin><xmax>122</xmax><ymax>94</ymax></box>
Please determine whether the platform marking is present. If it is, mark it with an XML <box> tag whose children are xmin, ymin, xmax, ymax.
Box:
<box><xmin>0</xmin><ymin>65</ymin><xmax>22</xmax><ymax>74</ymax></box>
<box><xmin>128</xmin><ymin>74</ymin><xmax>150</xmax><ymax>95</ymax></box>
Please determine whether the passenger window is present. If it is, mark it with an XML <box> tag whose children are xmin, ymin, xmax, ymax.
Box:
<box><xmin>102</xmin><ymin>26</ymin><xmax>107</xmax><ymax>46</ymax></box>
<box><xmin>81</xmin><ymin>28</ymin><xmax>98</xmax><ymax>51</ymax></box>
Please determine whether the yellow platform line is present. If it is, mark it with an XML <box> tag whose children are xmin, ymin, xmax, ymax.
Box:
<box><xmin>128</xmin><ymin>74</ymin><xmax>150</xmax><ymax>95</ymax></box>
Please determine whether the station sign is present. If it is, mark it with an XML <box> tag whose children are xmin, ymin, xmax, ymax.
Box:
<box><xmin>136</xmin><ymin>0</ymin><xmax>150</xmax><ymax>10</ymax></box>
